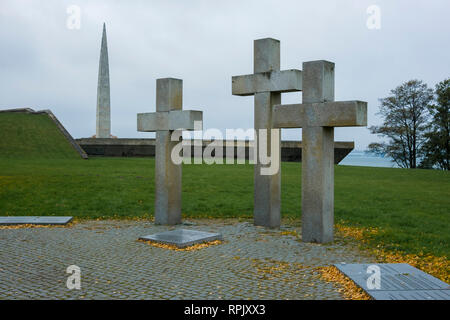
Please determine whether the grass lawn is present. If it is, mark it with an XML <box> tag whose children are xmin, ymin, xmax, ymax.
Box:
<box><xmin>0</xmin><ymin>113</ymin><xmax>80</xmax><ymax>159</ymax></box>
<box><xmin>0</xmin><ymin>157</ymin><xmax>448</xmax><ymax>259</ymax></box>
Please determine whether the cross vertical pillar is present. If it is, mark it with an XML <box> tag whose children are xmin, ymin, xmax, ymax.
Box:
<box><xmin>155</xmin><ymin>78</ymin><xmax>182</xmax><ymax>225</ymax></box>
<box><xmin>253</xmin><ymin>38</ymin><xmax>281</xmax><ymax>228</ymax></box>
<box><xmin>301</xmin><ymin>61</ymin><xmax>335</xmax><ymax>243</ymax></box>
<box><xmin>232</xmin><ymin>38</ymin><xmax>302</xmax><ymax>228</ymax></box>
<box><xmin>138</xmin><ymin>78</ymin><xmax>202</xmax><ymax>225</ymax></box>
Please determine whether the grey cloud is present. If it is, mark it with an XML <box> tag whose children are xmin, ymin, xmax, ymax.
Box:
<box><xmin>1</xmin><ymin>0</ymin><xmax>449</xmax><ymax>149</ymax></box>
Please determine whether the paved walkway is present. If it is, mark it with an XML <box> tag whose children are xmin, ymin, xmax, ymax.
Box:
<box><xmin>0</xmin><ymin>219</ymin><xmax>375</xmax><ymax>299</ymax></box>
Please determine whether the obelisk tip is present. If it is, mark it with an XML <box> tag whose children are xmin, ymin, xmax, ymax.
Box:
<box><xmin>96</xmin><ymin>21</ymin><xmax>111</xmax><ymax>139</ymax></box>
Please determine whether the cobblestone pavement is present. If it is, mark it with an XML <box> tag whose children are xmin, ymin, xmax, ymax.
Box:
<box><xmin>0</xmin><ymin>219</ymin><xmax>375</xmax><ymax>300</ymax></box>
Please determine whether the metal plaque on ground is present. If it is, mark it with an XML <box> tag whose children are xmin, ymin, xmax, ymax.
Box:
<box><xmin>0</xmin><ymin>216</ymin><xmax>73</xmax><ymax>226</ymax></box>
<box><xmin>139</xmin><ymin>229</ymin><xmax>222</xmax><ymax>248</ymax></box>
<box><xmin>335</xmin><ymin>263</ymin><xmax>449</xmax><ymax>300</ymax></box>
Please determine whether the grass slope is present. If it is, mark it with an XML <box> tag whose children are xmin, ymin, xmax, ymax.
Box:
<box><xmin>0</xmin><ymin>157</ymin><xmax>448</xmax><ymax>258</ymax></box>
<box><xmin>0</xmin><ymin>112</ymin><xmax>79</xmax><ymax>159</ymax></box>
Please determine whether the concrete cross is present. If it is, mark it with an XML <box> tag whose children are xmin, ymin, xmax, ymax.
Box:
<box><xmin>137</xmin><ymin>78</ymin><xmax>202</xmax><ymax>225</ymax></box>
<box><xmin>273</xmin><ymin>60</ymin><xmax>367</xmax><ymax>243</ymax></box>
<box><xmin>232</xmin><ymin>38</ymin><xmax>302</xmax><ymax>228</ymax></box>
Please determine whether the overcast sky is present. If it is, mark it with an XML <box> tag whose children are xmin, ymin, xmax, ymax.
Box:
<box><xmin>1</xmin><ymin>0</ymin><xmax>449</xmax><ymax>149</ymax></box>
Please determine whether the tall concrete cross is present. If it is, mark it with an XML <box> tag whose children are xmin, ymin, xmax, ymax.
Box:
<box><xmin>273</xmin><ymin>60</ymin><xmax>367</xmax><ymax>243</ymax></box>
<box><xmin>137</xmin><ymin>78</ymin><xmax>202</xmax><ymax>225</ymax></box>
<box><xmin>96</xmin><ymin>23</ymin><xmax>111</xmax><ymax>138</ymax></box>
<box><xmin>232</xmin><ymin>38</ymin><xmax>302</xmax><ymax>228</ymax></box>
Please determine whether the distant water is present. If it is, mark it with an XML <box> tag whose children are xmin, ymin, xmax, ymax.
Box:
<box><xmin>339</xmin><ymin>150</ymin><xmax>398</xmax><ymax>168</ymax></box>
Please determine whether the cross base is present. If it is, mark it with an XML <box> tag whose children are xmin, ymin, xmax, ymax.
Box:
<box><xmin>139</xmin><ymin>229</ymin><xmax>223</xmax><ymax>248</ymax></box>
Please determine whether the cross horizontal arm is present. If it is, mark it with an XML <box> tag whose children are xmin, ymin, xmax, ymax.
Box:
<box><xmin>272</xmin><ymin>101</ymin><xmax>367</xmax><ymax>128</ymax></box>
<box><xmin>232</xmin><ymin>69</ymin><xmax>302</xmax><ymax>96</ymax></box>
<box><xmin>137</xmin><ymin>110</ymin><xmax>203</xmax><ymax>132</ymax></box>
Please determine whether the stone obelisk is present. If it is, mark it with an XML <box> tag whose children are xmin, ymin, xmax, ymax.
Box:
<box><xmin>96</xmin><ymin>23</ymin><xmax>111</xmax><ymax>138</ymax></box>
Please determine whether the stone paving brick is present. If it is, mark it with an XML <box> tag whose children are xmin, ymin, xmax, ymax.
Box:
<box><xmin>0</xmin><ymin>219</ymin><xmax>375</xmax><ymax>299</ymax></box>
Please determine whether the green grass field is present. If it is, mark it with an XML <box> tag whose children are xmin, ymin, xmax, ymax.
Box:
<box><xmin>0</xmin><ymin>157</ymin><xmax>449</xmax><ymax>258</ymax></box>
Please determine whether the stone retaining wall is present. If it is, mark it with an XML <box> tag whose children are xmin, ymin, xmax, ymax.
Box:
<box><xmin>76</xmin><ymin>138</ymin><xmax>354</xmax><ymax>164</ymax></box>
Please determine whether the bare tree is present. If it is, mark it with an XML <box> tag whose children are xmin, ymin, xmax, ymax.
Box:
<box><xmin>369</xmin><ymin>80</ymin><xmax>433</xmax><ymax>168</ymax></box>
